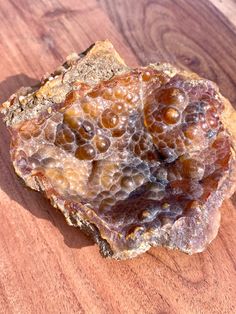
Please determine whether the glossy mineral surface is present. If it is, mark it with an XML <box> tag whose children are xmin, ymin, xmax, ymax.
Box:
<box><xmin>10</xmin><ymin>67</ymin><xmax>233</xmax><ymax>258</ymax></box>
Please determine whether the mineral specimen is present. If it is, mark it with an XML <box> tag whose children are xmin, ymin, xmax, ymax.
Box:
<box><xmin>1</xmin><ymin>40</ymin><xmax>236</xmax><ymax>259</ymax></box>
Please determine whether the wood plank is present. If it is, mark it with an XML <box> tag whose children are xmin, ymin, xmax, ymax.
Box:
<box><xmin>209</xmin><ymin>0</ymin><xmax>236</xmax><ymax>25</ymax></box>
<box><xmin>0</xmin><ymin>0</ymin><xmax>236</xmax><ymax>313</ymax></box>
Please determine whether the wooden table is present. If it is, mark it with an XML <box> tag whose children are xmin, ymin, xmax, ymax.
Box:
<box><xmin>0</xmin><ymin>1</ymin><xmax>235</xmax><ymax>313</ymax></box>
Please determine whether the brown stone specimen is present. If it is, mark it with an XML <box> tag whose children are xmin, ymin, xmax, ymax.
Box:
<box><xmin>1</xmin><ymin>40</ymin><xmax>236</xmax><ymax>259</ymax></box>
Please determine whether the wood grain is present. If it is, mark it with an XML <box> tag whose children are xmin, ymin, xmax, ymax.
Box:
<box><xmin>210</xmin><ymin>0</ymin><xmax>236</xmax><ymax>25</ymax></box>
<box><xmin>0</xmin><ymin>0</ymin><xmax>236</xmax><ymax>313</ymax></box>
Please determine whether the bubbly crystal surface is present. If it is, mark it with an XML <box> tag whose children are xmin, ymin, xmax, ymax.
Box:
<box><xmin>10</xmin><ymin>68</ymin><xmax>232</xmax><ymax>255</ymax></box>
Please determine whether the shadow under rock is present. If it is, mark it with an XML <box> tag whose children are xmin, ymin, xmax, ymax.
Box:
<box><xmin>231</xmin><ymin>193</ymin><xmax>236</xmax><ymax>208</ymax></box>
<box><xmin>0</xmin><ymin>73</ymin><xmax>40</xmax><ymax>103</ymax></box>
<box><xmin>0</xmin><ymin>73</ymin><xmax>94</xmax><ymax>250</ymax></box>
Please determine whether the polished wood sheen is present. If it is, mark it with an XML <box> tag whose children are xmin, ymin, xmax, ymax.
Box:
<box><xmin>0</xmin><ymin>0</ymin><xmax>236</xmax><ymax>313</ymax></box>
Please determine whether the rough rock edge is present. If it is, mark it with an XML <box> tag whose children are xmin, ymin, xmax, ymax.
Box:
<box><xmin>0</xmin><ymin>40</ymin><xmax>129</xmax><ymax>126</ymax></box>
<box><xmin>1</xmin><ymin>40</ymin><xmax>236</xmax><ymax>259</ymax></box>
